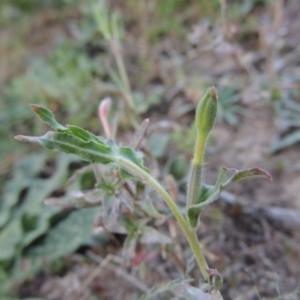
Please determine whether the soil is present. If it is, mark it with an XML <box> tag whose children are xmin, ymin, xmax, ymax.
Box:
<box><xmin>4</xmin><ymin>0</ymin><xmax>300</xmax><ymax>299</ymax></box>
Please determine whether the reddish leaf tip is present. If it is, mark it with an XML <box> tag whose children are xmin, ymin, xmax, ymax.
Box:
<box><xmin>252</xmin><ymin>167</ymin><xmax>273</xmax><ymax>181</ymax></box>
<box><xmin>28</xmin><ymin>103</ymin><xmax>39</xmax><ymax>111</ymax></box>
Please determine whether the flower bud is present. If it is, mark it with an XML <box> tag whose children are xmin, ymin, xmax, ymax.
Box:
<box><xmin>99</xmin><ymin>97</ymin><xmax>112</xmax><ymax>138</ymax></box>
<box><xmin>195</xmin><ymin>87</ymin><xmax>218</xmax><ymax>135</ymax></box>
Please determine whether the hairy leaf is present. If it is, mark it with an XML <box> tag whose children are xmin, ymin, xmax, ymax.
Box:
<box><xmin>16</xmin><ymin>104</ymin><xmax>149</xmax><ymax>181</ymax></box>
<box><xmin>16</xmin><ymin>126</ymin><xmax>148</xmax><ymax>182</ymax></box>
<box><xmin>29</xmin><ymin>104</ymin><xmax>66</xmax><ymax>130</ymax></box>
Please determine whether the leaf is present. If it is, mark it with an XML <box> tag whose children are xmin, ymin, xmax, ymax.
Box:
<box><xmin>16</xmin><ymin>109</ymin><xmax>149</xmax><ymax>181</ymax></box>
<box><xmin>187</xmin><ymin>167</ymin><xmax>272</xmax><ymax>228</ymax></box>
<box><xmin>118</xmin><ymin>189</ymin><xmax>134</xmax><ymax>213</ymax></box>
<box><xmin>45</xmin><ymin>189</ymin><xmax>104</xmax><ymax>209</ymax></box>
<box><xmin>29</xmin><ymin>104</ymin><xmax>66</xmax><ymax>130</ymax></box>
<box><xmin>147</xmin><ymin>133</ymin><xmax>170</xmax><ymax>158</ymax></box>
<box><xmin>0</xmin><ymin>153</ymin><xmax>78</xmax><ymax>263</ymax></box>
<box><xmin>269</xmin><ymin>129</ymin><xmax>300</xmax><ymax>154</ymax></box>
<box><xmin>166</xmin><ymin>155</ymin><xmax>189</xmax><ymax>181</ymax></box>
<box><xmin>28</xmin><ymin>207</ymin><xmax>100</xmax><ymax>260</ymax></box>
<box><xmin>206</xmin><ymin>268</ymin><xmax>223</xmax><ymax>291</ymax></box>
<box><xmin>140</xmin><ymin>226</ymin><xmax>172</xmax><ymax>245</ymax></box>
<box><xmin>185</xmin><ymin>256</ymin><xmax>196</xmax><ymax>277</ymax></box>
<box><xmin>0</xmin><ymin>153</ymin><xmax>47</xmax><ymax>229</ymax></box>
<box><xmin>139</xmin><ymin>278</ymin><xmax>192</xmax><ymax>300</ymax></box>
<box><xmin>138</xmin><ymin>197</ymin><xmax>164</xmax><ymax>219</ymax></box>
<box><xmin>66</xmin><ymin>125</ymin><xmax>101</xmax><ymax>143</ymax></box>
<box><xmin>0</xmin><ymin>221</ymin><xmax>23</xmax><ymax>261</ymax></box>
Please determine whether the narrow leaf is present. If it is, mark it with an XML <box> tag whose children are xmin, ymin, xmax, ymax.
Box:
<box><xmin>228</xmin><ymin>167</ymin><xmax>272</xmax><ymax>183</ymax></box>
<box><xmin>29</xmin><ymin>104</ymin><xmax>66</xmax><ymax>130</ymax></box>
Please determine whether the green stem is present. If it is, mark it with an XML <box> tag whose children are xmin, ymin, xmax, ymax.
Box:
<box><xmin>111</xmin><ymin>39</ymin><xmax>135</xmax><ymax>111</ymax></box>
<box><xmin>119</xmin><ymin>157</ymin><xmax>223</xmax><ymax>299</ymax></box>
<box><xmin>184</xmin><ymin>227</ymin><xmax>209</xmax><ymax>279</ymax></box>
<box><xmin>145</xmin><ymin>171</ymin><xmax>224</xmax><ymax>299</ymax></box>
<box><xmin>110</xmin><ymin>39</ymin><xmax>139</xmax><ymax>129</ymax></box>
<box><xmin>145</xmin><ymin>174</ymin><xmax>209</xmax><ymax>279</ymax></box>
<box><xmin>193</xmin><ymin>131</ymin><xmax>206</xmax><ymax>166</ymax></box>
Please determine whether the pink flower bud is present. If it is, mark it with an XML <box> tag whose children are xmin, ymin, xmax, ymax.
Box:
<box><xmin>98</xmin><ymin>97</ymin><xmax>112</xmax><ymax>138</ymax></box>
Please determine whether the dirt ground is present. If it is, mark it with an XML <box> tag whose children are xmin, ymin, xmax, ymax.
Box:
<box><xmin>2</xmin><ymin>1</ymin><xmax>300</xmax><ymax>299</ymax></box>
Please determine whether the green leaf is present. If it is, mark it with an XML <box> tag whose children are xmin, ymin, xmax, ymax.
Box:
<box><xmin>0</xmin><ymin>153</ymin><xmax>78</xmax><ymax>263</ymax></box>
<box><xmin>166</xmin><ymin>155</ymin><xmax>189</xmax><ymax>181</ymax></box>
<box><xmin>16</xmin><ymin>132</ymin><xmax>149</xmax><ymax>181</ymax></box>
<box><xmin>147</xmin><ymin>133</ymin><xmax>170</xmax><ymax>158</ymax></box>
<box><xmin>0</xmin><ymin>220</ymin><xmax>23</xmax><ymax>261</ymax></box>
<box><xmin>66</xmin><ymin>125</ymin><xmax>101</xmax><ymax>143</ymax></box>
<box><xmin>16</xmin><ymin>105</ymin><xmax>149</xmax><ymax>180</ymax></box>
<box><xmin>187</xmin><ymin>167</ymin><xmax>272</xmax><ymax>228</ymax></box>
<box><xmin>28</xmin><ymin>207</ymin><xmax>100</xmax><ymax>260</ymax></box>
<box><xmin>0</xmin><ymin>153</ymin><xmax>47</xmax><ymax>229</ymax></box>
<box><xmin>29</xmin><ymin>104</ymin><xmax>66</xmax><ymax>130</ymax></box>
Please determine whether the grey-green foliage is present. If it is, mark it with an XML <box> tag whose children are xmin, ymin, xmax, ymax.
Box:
<box><xmin>270</xmin><ymin>96</ymin><xmax>300</xmax><ymax>153</ymax></box>
<box><xmin>0</xmin><ymin>153</ymin><xmax>76</xmax><ymax>262</ymax></box>
<box><xmin>147</xmin><ymin>133</ymin><xmax>170</xmax><ymax>158</ymax></box>
<box><xmin>15</xmin><ymin>104</ymin><xmax>175</xmax><ymax>253</ymax></box>
<box><xmin>0</xmin><ymin>42</ymin><xmax>112</xmax><ymax>157</ymax></box>
<box><xmin>28</xmin><ymin>207</ymin><xmax>101</xmax><ymax>260</ymax></box>
<box><xmin>2</xmin><ymin>43</ymin><xmax>100</xmax><ymax>124</ymax></box>
<box><xmin>166</xmin><ymin>155</ymin><xmax>189</xmax><ymax>181</ymax></box>
<box><xmin>0</xmin><ymin>150</ymin><xmax>108</xmax><ymax>296</ymax></box>
<box><xmin>1</xmin><ymin>298</ymin><xmax>43</xmax><ymax>300</ymax></box>
<box><xmin>0</xmin><ymin>152</ymin><xmax>79</xmax><ymax>296</ymax></box>
<box><xmin>0</xmin><ymin>0</ymin><xmax>77</xmax><ymax>12</ymax></box>
<box><xmin>217</xmin><ymin>86</ymin><xmax>247</xmax><ymax>127</ymax></box>
<box><xmin>16</xmin><ymin>105</ymin><xmax>149</xmax><ymax>180</ymax></box>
